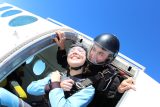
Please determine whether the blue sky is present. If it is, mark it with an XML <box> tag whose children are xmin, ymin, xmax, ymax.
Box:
<box><xmin>1</xmin><ymin>0</ymin><xmax>160</xmax><ymax>83</ymax></box>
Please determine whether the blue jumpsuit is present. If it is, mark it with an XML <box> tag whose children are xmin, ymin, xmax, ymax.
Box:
<box><xmin>0</xmin><ymin>87</ymin><xmax>19</xmax><ymax>107</ymax></box>
<box><xmin>27</xmin><ymin>75</ymin><xmax>95</xmax><ymax>107</ymax></box>
<box><xmin>0</xmin><ymin>87</ymin><xmax>31</xmax><ymax>107</ymax></box>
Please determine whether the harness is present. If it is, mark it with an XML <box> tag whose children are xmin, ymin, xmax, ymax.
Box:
<box><xmin>45</xmin><ymin>65</ymin><xmax>119</xmax><ymax>98</ymax></box>
<box><xmin>75</xmin><ymin>65</ymin><xmax>118</xmax><ymax>92</ymax></box>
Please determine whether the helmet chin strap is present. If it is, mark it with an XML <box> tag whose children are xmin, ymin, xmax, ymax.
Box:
<box><xmin>70</xmin><ymin>65</ymin><xmax>84</xmax><ymax>70</ymax></box>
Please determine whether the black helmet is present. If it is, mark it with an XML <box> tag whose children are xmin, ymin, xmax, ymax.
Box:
<box><xmin>94</xmin><ymin>33</ymin><xmax>120</xmax><ymax>55</ymax></box>
<box><xmin>90</xmin><ymin>33</ymin><xmax>120</xmax><ymax>64</ymax></box>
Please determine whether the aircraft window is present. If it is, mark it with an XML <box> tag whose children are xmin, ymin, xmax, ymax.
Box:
<box><xmin>9</xmin><ymin>15</ymin><xmax>38</xmax><ymax>27</ymax></box>
<box><xmin>33</xmin><ymin>60</ymin><xmax>46</xmax><ymax>75</ymax></box>
<box><xmin>26</xmin><ymin>56</ymin><xmax>34</xmax><ymax>64</ymax></box>
<box><xmin>0</xmin><ymin>6</ymin><xmax>12</xmax><ymax>11</ymax></box>
<box><xmin>1</xmin><ymin>10</ymin><xmax>22</xmax><ymax>17</ymax></box>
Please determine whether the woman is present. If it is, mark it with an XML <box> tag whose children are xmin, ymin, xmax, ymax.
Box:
<box><xmin>27</xmin><ymin>44</ymin><xmax>95</xmax><ymax>107</ymax></box>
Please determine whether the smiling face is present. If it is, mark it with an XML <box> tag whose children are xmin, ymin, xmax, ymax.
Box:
<box><xmin>67</xmin><ymin>46</ymin><xmax>86</xmax><ymax>68</ymax></box>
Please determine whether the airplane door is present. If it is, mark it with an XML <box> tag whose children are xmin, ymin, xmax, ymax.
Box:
<box><xmin>116</xmin><ymin>71</ymin><xmax>160</xmax><ymax>107</ymax></box>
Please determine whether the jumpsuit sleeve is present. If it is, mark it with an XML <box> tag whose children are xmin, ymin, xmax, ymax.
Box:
<box><xmin>0</xmin><ymin>87</ymin><xmax>19</xmax><ymax>107</ymax></box>
<box><xmin>57</xmin><ymin>47</ymin><xmax>68</xmax><ymax>68</ymax></box>
<box><xmin>107</xmin><ymin>76</ymin><xmax>121</xmax><ymax>98</ymax></box>
<box><xmin>114</xmin><ymin>76</ymin><xmax>124</xmax><ymax>101</ymax></box>
<box><xmin>49</xmin><ymin>85</ymin><xmax>95</xmax><ymax>107</ymax></box>
<box><xmin>105</xmin><ymin>76</ymin><xmax>123</xmax><ymax>107</ymax></box>
<box><xmin>27</xmin><ymin>75</ymin><xmax>50</xmax><ymax>96</ymax></box>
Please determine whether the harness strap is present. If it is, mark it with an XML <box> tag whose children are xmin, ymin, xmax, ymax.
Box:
<box><xmin>19</xmin><ymin>99</ymin><xmax>31</xmax><ymax>107</ymax></box>
<box><xmin>75</xmin><ymin>68</ymin><xmax>118</xmax><ymax>91</ymax></box>
<box><xmin>76</xmin><ymin>78</ymin><xmax>93</xmax><ymax>90</ymax></box>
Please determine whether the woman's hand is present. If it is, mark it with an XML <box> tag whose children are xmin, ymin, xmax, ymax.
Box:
<box><xmin>60</xmin><ymin>79</ymin><xmax>74</xmax><ymax>91</ymax></box>
<box><xmin>50</xmin><ymin>70</ymin><xmax>61</xmax><ymax>82</ymax></box>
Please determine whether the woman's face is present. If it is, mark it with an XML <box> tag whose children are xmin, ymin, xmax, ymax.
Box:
<box><xmin>67</xmin><ymin>46</ymin><xmax>86</xmax><ymax>67</ymax></box>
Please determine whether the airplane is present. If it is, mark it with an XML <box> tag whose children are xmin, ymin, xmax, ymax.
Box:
<box><xmin>0</xmin><ymin>2</ymin><xmax>160</xmax><ymax>107</ymax></box>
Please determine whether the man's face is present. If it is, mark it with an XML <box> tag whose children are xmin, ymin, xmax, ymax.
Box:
<box><xmin>88</xmin><ymin>44</ymin><xmax>111</xmax><ymax>65</ymax></box>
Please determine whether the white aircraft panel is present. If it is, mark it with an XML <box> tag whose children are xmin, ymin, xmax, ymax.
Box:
<box><xmin>0</xmin><ymin>3</ymin><xmax>62</xmax><ymax>62</ymax></box>
<box><xmin>117</xmin><ymin>71</ymin><xmax>160</xmax><ymax>107</ymax></box>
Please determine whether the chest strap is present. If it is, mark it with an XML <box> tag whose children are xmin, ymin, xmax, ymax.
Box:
<box><xmin>75</xmin><ymin>69</ymin><xmax>118</xmax><ymax>90</ymax></box>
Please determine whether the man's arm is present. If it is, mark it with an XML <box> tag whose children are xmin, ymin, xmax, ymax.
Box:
<box><xmin>54</xmin><ymin>31</ymin><xmax>68</xmax><ymax>68</ymax></box>
<box><xmin>57</xmin><ymin>47</ymin><xmax>68</xmax><ymax>68</ymax></box>
<box><xmin>117</xmin><ymin>77</ymin><xmax>136</xmax><ymax>93</ymax></box>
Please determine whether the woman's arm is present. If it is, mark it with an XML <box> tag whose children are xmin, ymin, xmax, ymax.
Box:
<box><xmin>49</xmin><ymin>71</ymin><xmax>95</xmax><ymax>107</ymax></box>
<box><xmin>49</xmin><ymin>85</ymin><xmax>95</xmax><ymax>107</ymax></box>
<box><xmin>27</xmin><ymin>75</ymin><xmax>50</xmax><ymax>96</ymax></box>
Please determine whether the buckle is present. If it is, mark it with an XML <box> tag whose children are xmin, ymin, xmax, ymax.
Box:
<box><xmin>75</xmin><ymin>82</ymin><xmax>85</xmax><ymax>90</ymax></box>
<box><xmin>98</xmin><ymin>72</ymin><xmax>104</xmax><ymax>78</ymax></box>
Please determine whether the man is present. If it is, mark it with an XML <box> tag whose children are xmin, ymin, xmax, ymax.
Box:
<box><xmin>54</xmin><ymin>31</ymin><xmax>135</xmax><ymax>107</ymax></box>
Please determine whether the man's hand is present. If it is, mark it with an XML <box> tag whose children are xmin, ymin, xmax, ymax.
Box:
<box><xmin>54</xmin><ymin>31</ymin><xmax>66</xmax><ymax>50</ymax></box>
<box><xmin>60</xmin><ymin>79</ymin><xmax>74</xmax><ymax>91</ymax></box>
<box><xmin>118</xmin><ymin>77</ymin><xmax>136</xmax><ymax>93</ymax></box>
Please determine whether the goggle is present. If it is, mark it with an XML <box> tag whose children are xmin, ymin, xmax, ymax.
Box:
<box><xmin>87</xmin><ymin>42</ymin><xmax>114</xmax><ymax>65</ymax></box>
<box><xmin>68</xmin><ymin>46</ymin><xmax>86</xmax><ymax>55</ymax></box>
